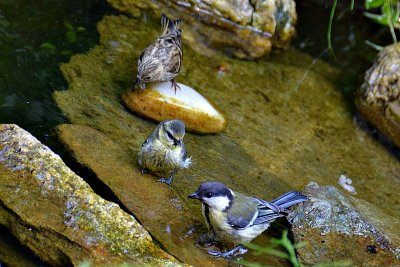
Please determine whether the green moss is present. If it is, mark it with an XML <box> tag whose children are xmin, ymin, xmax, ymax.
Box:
<box><xmin>0</xmin><ymin>124</ymin><xmax>182</xmax><ymax>266</ymax></box>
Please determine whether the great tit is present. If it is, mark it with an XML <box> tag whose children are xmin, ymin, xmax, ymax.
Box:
<box><xmin>188</xmin><ymin>181</ymin><xmax>307</xmax><ymax>258</ymax></box>
<box><xmin>138</xmin><ymin>119</ymin><xmax>191</xmax><ymax>185</ymax></box>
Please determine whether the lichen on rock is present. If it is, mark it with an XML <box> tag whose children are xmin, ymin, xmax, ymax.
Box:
<box><xmin>0</xmin><ymin>124</ymin><xmax>183</xmax><ymax>266</ymax></box>
<box><xmin>290</xmin><ymin>182</ymin><xmax>400</xmax><ymax>266</ymax></box>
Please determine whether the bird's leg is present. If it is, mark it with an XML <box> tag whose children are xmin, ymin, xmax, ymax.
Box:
<box><xmin>140</xmin><ymin>168</ymin><xmax>149</xmax><ymax>175</ymax></box>
<box><xmin>170</xmin><ymin>79</ymin><xmax>181</xmax><ymax>94</ymax></box>
<box><xmin>131</xmin><ymin>78</ymin><xmax>141</xmax><ymax>90</ymax></box>
<box><xmin>197</xmin><ymin>230</ymin><xmax>216</xmax><ymax>247</ymax></box>
<box><xmin>158</xmin><ymin>171</ymin><xmax>176</xmax><ymax>186</ymax></box>
<box><xmin>208</xmin><ymin>245</ymin><xmax>248</xmax><ymax>258</ymax></box>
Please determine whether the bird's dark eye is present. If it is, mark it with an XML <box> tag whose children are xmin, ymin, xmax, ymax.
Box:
<box><xmin>206</xmin><ymin>192</ymin><xmax>213</xmax><ymax>198</ymax></box>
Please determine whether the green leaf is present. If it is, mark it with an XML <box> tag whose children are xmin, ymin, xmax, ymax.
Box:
<box><xmin>364</xmin><ymin>11</ymin><xmax>389</xmax><ymax>25</ymax></box>
<box><xmin>77</xmin><ymin>26</ymin><xmax>86</xmax><ymax>32</ymax></box>
<box><xmin>40</xmin><ymin>42</ymin><xmax>56</xmax><ymax>51</ymax></box>
<box><xmin>365</xmin><ymin>0</ymin><xmax>385</xmax><ymax>9</ymax></box>
<box><xmin>60</xmin><ymin>50</ymin><xmax>72</xmax><ymax>56</ymax></box>
<box><xmin>327</xmin><ymin>0</ymin><xmax>337</xmax><ymax>55</ymax></box>
<box><xmin>65</xmin><ymin>31</ymin><xmax>77</xmax><ymax>43</ymax></box>
<box><xmin>64</xmin><ymin>20</ymin><xmax>74</xmax><ymax>31</ymax></box>
<box><xmin>262</xmin><ymin>247</ymin><xmax>291</xmax><ymax>260</ymax></box>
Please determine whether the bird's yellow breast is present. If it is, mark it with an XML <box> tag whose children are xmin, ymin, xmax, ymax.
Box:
<box><xmin>208</xmin><ymin>209</ymin><xmax>237</xmax><ymax>243</ymax></box>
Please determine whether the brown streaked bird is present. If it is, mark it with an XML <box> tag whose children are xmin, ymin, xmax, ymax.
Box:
<box><xmin>132</xmin><ymin>13</ymin><xmax>182</xmax><ymax>93</ymax></box>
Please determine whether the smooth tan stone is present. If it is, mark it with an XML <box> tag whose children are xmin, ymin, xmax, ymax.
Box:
<box><xmin>123</xmin><ymin>82</ymin><xmax>227</xmax><ymax>134</ymax></box>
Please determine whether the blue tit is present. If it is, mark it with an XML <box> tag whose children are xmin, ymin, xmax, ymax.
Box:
<box><xmin>188</xmin><ymin>181</ymin><xmax>307</xmax><ymax>258</ymax></box>
<box><xmin>139</xmin><ymin>119</ymin><xmax>191</xmax><ymax>185</ymax></box>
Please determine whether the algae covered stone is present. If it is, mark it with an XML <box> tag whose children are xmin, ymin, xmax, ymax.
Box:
<box><xmin>0</xmin><ymin>124</ymin><xmax>182</xmax><ymax>266</ymax></box>
<box><xmin>123</xmin><ymin>82</ymin><xmax>227</xmax><ymax>133</ymax></box>
<box><xmin>290</xmin><ymin>182</ymin><xmax>400</xmax><ymax>266</ymax></box>
<box><xmin>357</xmin><ymin>42</ymin><xmax>400</xmax><ymax>148</ymax></box>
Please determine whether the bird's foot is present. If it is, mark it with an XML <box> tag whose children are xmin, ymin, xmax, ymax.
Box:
<box><xmin>197</xmin><ymin>232</ymin><xmax>216</xmax><ymax>247</ymax></box>
<box><xmin>170</xmin><ymin>79</ymin><xmax>181</xmax><ymax>94</ymax></box>
<box><xmin>131</xmin><ymin>78</ymin><xmax>140</xmax><ymax>90</ymax></box>
<box><xmin>207</xmin><ymin>245</ymin><xmax>248</xmax><ymax>258</ymax></box>
<box><xmin>158</xmin><ymin>177</ymin><xmax>173</xmax><ymax>185</ymax></box>
<box><xmin>140</xmin><ymin>168</ymin><xmax>149</xmax><ymax>175</ymax></box>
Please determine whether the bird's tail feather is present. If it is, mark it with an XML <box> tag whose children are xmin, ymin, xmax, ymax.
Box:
<box><xmin>161</xmin><ymin>13</ymin><xmax>181</xmax><ymax>35</ymax></box>
<box><xmin>253</xmin><ymin>192</ymin><xmax>307</xmax><ymax>225</ymax></box>
<box><xmin>271</xmin><ymin>191</ymin><xmax>308</xmax><ymax>210</ymax></box>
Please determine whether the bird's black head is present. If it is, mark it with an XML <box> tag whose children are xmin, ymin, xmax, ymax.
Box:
<box><xmin>188</xmin><ymin>182</ymin><xmax>234</xmax><ymax>211</ymax></box>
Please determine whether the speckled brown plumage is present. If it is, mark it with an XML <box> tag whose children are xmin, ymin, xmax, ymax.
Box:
<box><xmin>132</xmin><ymin>14</ymin><xmax>182</xmax><ymax>92</ymax></box>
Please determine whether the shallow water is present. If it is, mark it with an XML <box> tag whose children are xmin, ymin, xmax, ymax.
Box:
<box><xmin>0</xmin><ymin>0</ymin><xmax>113</xmax><ymax>264</ymax></box>
<box><xmin>0</xmin><ymin>0</ymin><xmax>113</xmax><ymax>147</ymax></box>
<box><xmin>1</xmin><ymin>0</ymin><xmax>399</xmax><ymax>266</ymax></box>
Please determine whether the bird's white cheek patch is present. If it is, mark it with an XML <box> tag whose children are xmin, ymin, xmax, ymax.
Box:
<box><xmin>206</xmin><ymin>196</ymin><xmax>231</xmax><ymax>211</ymax></box>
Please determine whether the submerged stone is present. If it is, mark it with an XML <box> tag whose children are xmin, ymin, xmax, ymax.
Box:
<box><xmin>0</xmin><ymin>124</ymin><xmax>182</xmax><ymax>266</ymax></box>
<box><xmin>123</xmin><ymin>82</ymin><xmax>227</xmax><ymax>134</ymax></box>
<box><xmin>357</xmin><ymin>42</ymin><xmax>400</xmax><ymax>148</ymax></box>
<box><xmin>290</xmin><ymin>182</ymin><xmax>400</xmax><ymax>266</ymax></box>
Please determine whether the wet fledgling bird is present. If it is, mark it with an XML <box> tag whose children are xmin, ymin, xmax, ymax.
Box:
<box><xmin>132</xmin><ymin>13</ymin><xmax>183</xmax><ymax>92</ymax></box>
<box><xmin>188</xmin><ymin>182</ymin><xmax>308</xmax><ymax>258</ymax></box>
<box><xmin>138</xmin><ymin>120</ymin><xmax>191</xmax><ymax>185</ymax></box>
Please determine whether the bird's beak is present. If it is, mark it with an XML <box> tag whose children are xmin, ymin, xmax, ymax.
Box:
<box><xmin>188</xmin><ymin>192</ymin><xmax>200</xmax><ymax>199</ymax></box>
<box><xmin>132</xmin><ymin>78</ymin><xmax>141</xmax><ymax>89</ymax></box>
<box><xmin>174</xmin><ymin>139</ymin><xmax>182</xmax><ymax>146</ymax></box>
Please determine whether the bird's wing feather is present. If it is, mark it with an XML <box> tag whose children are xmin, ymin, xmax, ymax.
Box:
<box><xmin>252</xmin><ymin>204</ymin><xmax>285</xmax><ymax>225</ymax></box>
<box><xmin>180</xmin><ymin>142</ymin><xmax>187</xmax><ymax>159</ymax></box>
<box><xmin>161</xmin><ymin>14</ymin><xmax>180</xmax><ymax>35</ymax></box>
<box><xmin>271</xmin><ymin>191</ymin><xmax>308</xmax><ymax>209</ymax></box>
<box><xmin>226</xmin><ymin>194</ymin><xmax>258</xmax><ymax>229</ymax></box>
<box><xmin>161</xmin><ymin>13</ymin><xmax>171</xmax><ymax>35</ymax></box>
<box><xmin>251</xmin><ymin>192</ymin><xmax>308</xmax><ymax>225</ymax></box>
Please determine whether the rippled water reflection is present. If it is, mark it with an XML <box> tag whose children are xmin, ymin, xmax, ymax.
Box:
<box><xmin>0</xmin><ymin>0</ymin><xmax>113</xmax><ymax>147</ymax></box>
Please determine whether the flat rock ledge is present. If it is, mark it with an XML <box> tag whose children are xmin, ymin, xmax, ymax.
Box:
<box><xmin>0</xmin><ymin>124</ymin><xmax>184</xmax><ymax>266</ymax></box>
<box><xmin>290</xmin><ymin>182</ymin><xmax>400</xmax><ymax>266</ymax></box>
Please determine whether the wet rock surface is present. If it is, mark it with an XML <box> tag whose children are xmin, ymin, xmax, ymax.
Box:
<box><xmin>357</xmin><ymin>42</ymin><xmax>400</xmax><ymax>148</ymax></box>
<box><xmin>0</xmin><ymin>124</ymin><xmax>182</xmax><ymax>266</ymax></box>
<box><xmin>0</xmin><ymin>227</ymin><xmax>48</xmax><ymax>267</ymax></box>
<box><xmin>290</xmin><ymin>182</ymin><xmax>400</xmax><ymax>266</ymax></box>
<box><xmin>56</xmin><ymin>124</ymin><xmax>230</xmax><ymax>267</ymax></box>
<box><xmin>107</xmin><ymin>0</ymin><xmax>296</xmax><ymax>58</ymax></box>
<box><xmin>53</xmin><ymin>14</ymin><xmax>400</xmax><ymax>266</ymax></box>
